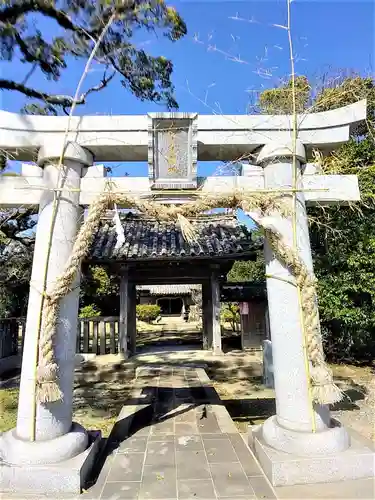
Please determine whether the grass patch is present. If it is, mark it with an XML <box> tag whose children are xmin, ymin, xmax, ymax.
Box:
<box><xmin>0</xmin><ymin>388</ymin><xmax>19</xmax><ymax>433</ymax></box>
<box><xmin>0</xmin><ymin>384</ymin><xmax>124</xmax><ymax>438</ymax></box>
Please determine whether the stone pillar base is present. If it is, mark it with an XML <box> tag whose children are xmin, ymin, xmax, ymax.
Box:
<box><xmin>212</xmin><ymin>347</ymin><xmax>223</xmax><ymax>355</ymax></box>
<box><xmin>116</xmin><ymin>350</ymin><xmax>130</xmax><ymax>361</ymax></box>
<box><xmin>0</xmin><ymin>425</ymin><xmax>101</xmax><ymax>495</ymax></box>
<box><xmin>249</xmin><ymin>419</ymin><xmax>375</xmax><ymax>486</ymax></box>
<box><xmin>262</xmin><ymin>415</ymin><xmax>350</xmax><ymax>456</ymax></box>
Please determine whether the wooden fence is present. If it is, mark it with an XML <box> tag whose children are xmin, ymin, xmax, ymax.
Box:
<box><xmin>77</xmin><ymin>316</ymin><xmax>120</xmax><ymax>355</ymax></box>
<box><xmin>0</xmin><ymin>316</ymin><xmax>120</xmax><ymax>359</ymax></box>
<box><xmin>0</xmin><ymin>317</ymin><xmax>26</xmax><ymax>358</ymax></box>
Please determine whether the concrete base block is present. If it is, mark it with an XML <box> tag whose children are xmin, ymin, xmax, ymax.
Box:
<box><xmin>0</xmin><ymin>430</ymin><xmax>101</xmax><ymax>495</ymax></box>
<box><xmin>249</xmin><ymin>424</ymin><xmax>375</xmax><ymax>486</ymax></box>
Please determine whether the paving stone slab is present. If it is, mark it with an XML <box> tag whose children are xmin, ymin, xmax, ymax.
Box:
<box><xmin>117</xmin><ymin>436</ymin><xmax>148</xmax><ymax>454</ymax></box>
<box><xmin>204</xmin><ymin>438</ymin><xmax>238</xmax><ymax>463</ymax></box>
<box><xmin>106</xmin><ymin>452</ymin><xmax>144</xmax><ymax>482</ymax></box>
<box><xmin>81</xmin><ymin>366</ymin><xmax>274</xmax><ymax>500</ymax></box>
<box><xmin>228</xmin><ymin>434</ymin><xmax>263</xmax><ymax>477</ymax></box>
<box><xmin>101</xmin><ymin>481</ymin><xmax>141</xmax><ymax>499</ymax></box>
<box><xmin>139</xmin><ymin>465</ymin><xmax>177</xmax><ymax>499</ymax></box>
<box><xmin>175</xmin><ymin>422</ymin><xmax>200</xmax><ymax>434</ymax></box>
<box><xmin>148</xmin><ymin>433</ymin><xmax>175</xmax><ymax>442</ymax></box>
<box><xmin>175</xmin><ymin>434</ymin><xmax>204</xmax><ymax>451</ymax></box>
<box><xmin>177</xmin><ymin>478</ymin><xmax>216</xmax><ymax>499</ymax></box>
<box><xmin>250</xmin><ymin>476</ymin><xmax>277</xmax><ymax>500</ymax></box>
<box><xmin>209</xmin><ymin>462</ymin><xmax>256</xmax><ymax>498</ymax></box>
<box><xmin>176</xmin><ymin>450</ymin><xmax>212</xmax><ymax>480</ymax></box>
<box><xmin>145</xmin><ymin>441</ymin><xmax>175</xmax><ymax>466</ymax></box>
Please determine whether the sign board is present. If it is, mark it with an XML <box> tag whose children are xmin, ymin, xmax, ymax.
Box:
<box><xmin>148</xmin><ymin>113</ymin><xmax>198</xmax><ymax>190</ymax></box>
<box><xmin>239</xmin><ymin>302</ymin><xmax>249</xmax><ymax>315</ymax></box>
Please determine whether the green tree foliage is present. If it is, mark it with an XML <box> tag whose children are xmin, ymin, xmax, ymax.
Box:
<box><xmin>258</xmin><ymin>76</ymin><xmax>311</xmax><ymax>114</ymax></box>
<box><xmin>0</xmin><ymin>1</ymin><xmax>187</xmax><ymax>115</ymax></box>
<box><xmin>310</xmin><ymin>137</ymin><xmax>375</xmax><ymax>362</ymax></box>
<box><xmin>313</xmin><ymin>76</ymin><xmax>375</xmax><ymax>136</ymax></box>
<box><xmin>80</xmin><ymin>265</ymin><xmax>120</xmax><ymax>315</ymax></box>
<box><xmin>227</xmin><ymin>254</ymin><xmax>265</xmax><ymax>283</ymax></box>
<box><xmin>136</xmin><ymin>304</ymin><xmax>161</xmax><ymax>322</ymax></box>
<box><xmin>0</xmin><ymin>155</ymin><xmax>6</xmax><ymax>172</ymax></box>
<box><xmin>259</xmin><ymin>73</ymin><xmax>375</xmax><ymax>363</ymax></box>
<box><xmin>227</xmin><ymin>226</ymin><xmax>265</xmax><ymax>283</ymax></box>
<box><xmin>79</xmin><ymin>304</ymin><xmax>102</xmax><ymax>318</ymax></box>
<box><xmin>309</xmin><ymin>76</ymin><xmax>375</xmax><ymax>362</ymax></box>
<box><xmin>220</xmin><ymin>303</ymin><xmax>240</xmax><ymax>332</ymax></box>
<box><xmin>0</xmin><ymin>209</ymin><xmax>37</xmax><ymax>317</ymax></box>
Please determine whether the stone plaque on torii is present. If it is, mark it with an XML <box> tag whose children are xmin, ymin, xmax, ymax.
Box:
<box><xmin>0</xmin><ymin>100</ymin><xmax>373</xmax><ymax>494</ymax></box>
<box><xmin>148</xmin><ymin>112</ymin><xmax>198</xmax><ymax>190</ymax></box>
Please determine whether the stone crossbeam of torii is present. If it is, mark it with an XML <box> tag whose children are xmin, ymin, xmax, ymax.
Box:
<box><xmin>0</xmin><ymin>100</ymin><xmax>373</xmax><ymax>494</ymax></box>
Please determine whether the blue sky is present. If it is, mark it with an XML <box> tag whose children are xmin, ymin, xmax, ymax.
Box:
<box><xmin>1</xmin><ymin>0</ymin><xmax>374</xmax><ymax>180</ymax></box>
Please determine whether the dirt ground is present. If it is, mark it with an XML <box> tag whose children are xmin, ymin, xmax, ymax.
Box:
<box><xmin>72</xmin><ymin>342</ymin><xmax>374</xmax><ymax>441</ymax></box>
<box><xmin>1</xmin><ymin>329</ymin><xmax>374</xmax><ymax>442</ymax></box>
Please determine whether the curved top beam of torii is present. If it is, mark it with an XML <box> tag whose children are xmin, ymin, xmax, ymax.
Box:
<box><xmin>0</xmin><ymin>99</ymin><xmax>367</xmax><ymax>162</ymax></box>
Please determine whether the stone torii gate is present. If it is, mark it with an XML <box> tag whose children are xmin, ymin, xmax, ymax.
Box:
<box><xmin>0</xmin><ymin>101</ymin><xmax>373</xmax><ymax>493</ymax></box>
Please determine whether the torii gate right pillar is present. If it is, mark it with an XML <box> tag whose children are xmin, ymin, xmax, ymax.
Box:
<box><xmin>248</xmin><ymin>141</ymin><xmax>374</xmax><ymax>486</ymax></box>
<box><xmin>260</xmin><ymin>140</ymin><xmax>333</xmax><ymax>436</ymax></box>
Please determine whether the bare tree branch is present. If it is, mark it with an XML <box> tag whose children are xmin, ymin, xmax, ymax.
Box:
<box><xmin>0</xmin><ymin>0</ymin><xmax>136</xmax><ymax>38</ymax></box>
<box><xmin>0</xmin><ymin>70</ymin><xmax>115</xmax><ymax>108</ymax></box>
<box><xmin>0</xmin><ymin>1</ymin><xmax>82</xmax><ymax>31</ymax></box>
<box><xmin>21</xmin><ymin>63</ymin><xmax>37</xmax><ymax>86</ymax></box>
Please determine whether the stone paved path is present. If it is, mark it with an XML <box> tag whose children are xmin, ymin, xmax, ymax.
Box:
<box><xmin>86</xmin><ymin>366</ymin><xmax>276</xmax><ymax>500</ymax></box>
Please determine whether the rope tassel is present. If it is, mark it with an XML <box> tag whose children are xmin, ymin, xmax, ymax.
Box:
<box><xmin>36</xmin><ymin>362</ymin><xmax>62</xmax><ymax>403</ymax></box>
<box><xmin>113</xmin><ymin>203</ymin><xmax>125</xmax><ymax>249</ymax></box>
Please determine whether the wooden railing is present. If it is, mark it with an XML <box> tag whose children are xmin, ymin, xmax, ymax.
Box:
<box><xmin>0</xmin><ymin>316</ymin><xmax>120</xmax><ymax>358</ymax></box>
<box><xmin>77</xmin><ymin>316</ymin><xmax>119</xmax><ymax>355</ymax></box>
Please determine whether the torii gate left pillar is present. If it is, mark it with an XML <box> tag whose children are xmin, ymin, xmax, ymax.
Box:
<box><xmin>0</xmin><ymin>143</ymin><xmax>102</xmax><ymax>494</ymax></box>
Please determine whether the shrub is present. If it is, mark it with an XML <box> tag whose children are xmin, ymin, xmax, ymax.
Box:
<box><xmin>221</xmin><ymin>303</ymin><xmax>240</xmax><ymax>332</ymax></box>
<box><xmin>136</xmin><ymin>304</ymin><xmax>161</xmax><ymax>323</ymax></box>
<box><xmin>79</xmin><ymin>304</ymin><xmax>101</xmax><ymax>318</ymax></box>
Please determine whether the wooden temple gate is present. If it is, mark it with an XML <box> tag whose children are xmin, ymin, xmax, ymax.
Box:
<box><xmin>84</xmin><ymin>214</ymin><xmax>262</xmax><ymax>355</ymax></box>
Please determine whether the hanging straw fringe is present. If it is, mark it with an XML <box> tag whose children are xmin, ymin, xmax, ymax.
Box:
<box><xmin>177</xmin><ymin>214</ymin><xmax>197</xmax><ymax>243</ymax></box>
<box><xmin>35</xmin><ymin>189</ymin><xmax>339</xmax><ymax>405</ymax></box>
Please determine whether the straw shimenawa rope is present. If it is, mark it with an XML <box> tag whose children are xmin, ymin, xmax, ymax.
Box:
<box><xmin>36</xmin><ymin>189</ymin><xmax>340</xmax><ymax>405</ymax></box>
<box><xmin>36</xmin><ymin>190</ymin><xmax>286</xmax><ymax>403</ymax></box>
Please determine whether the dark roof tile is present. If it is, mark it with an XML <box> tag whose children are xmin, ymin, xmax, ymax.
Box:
<box><xmin>88</xmin><ymin>213</ymin><xmax>260</xmax><ymax>261</ymax></box>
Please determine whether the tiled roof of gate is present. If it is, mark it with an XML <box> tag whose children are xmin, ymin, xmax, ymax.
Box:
<box><xmin>137</xmin><ymin>284</ymin><xmax>201</xmax><ymax>295</ymax></box>
<box><xmin>88</xmin><ymin>213</ymin><xmax>261</xmax><ymax>261</ymax></box>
